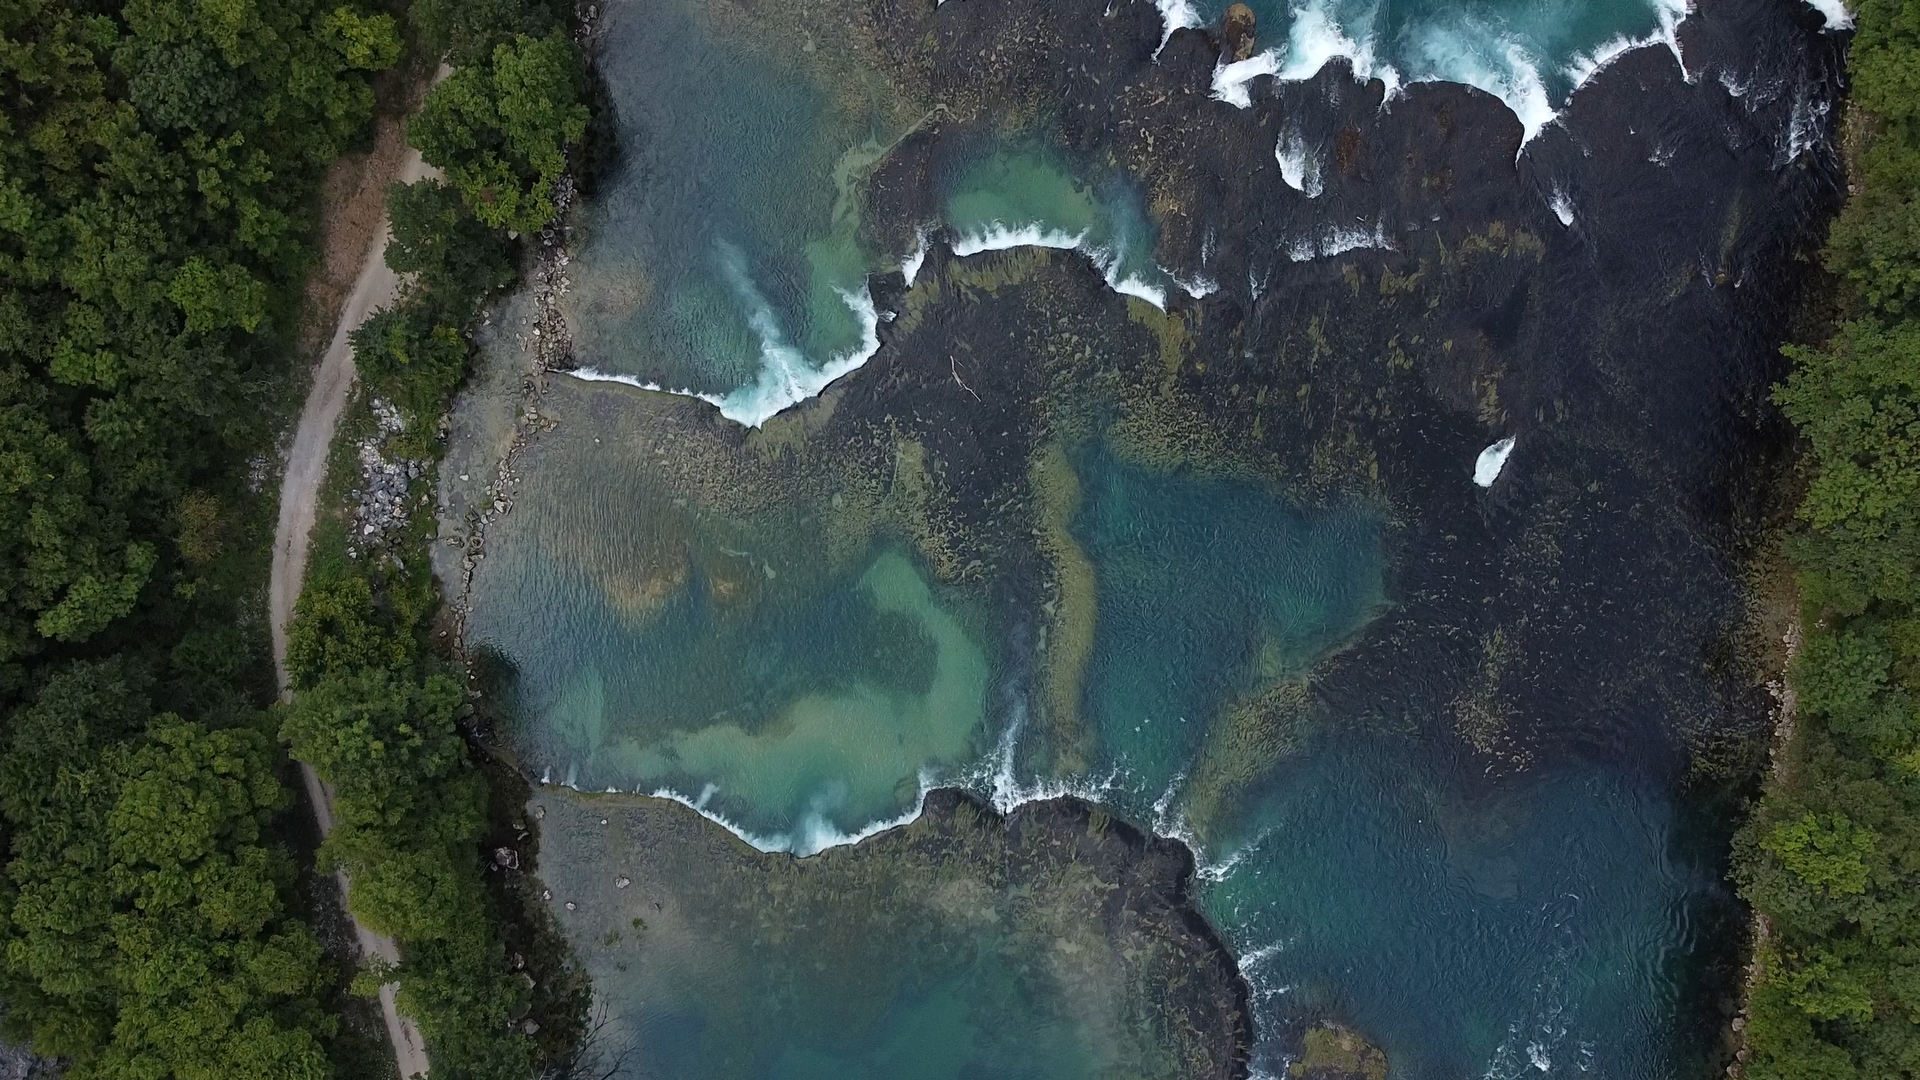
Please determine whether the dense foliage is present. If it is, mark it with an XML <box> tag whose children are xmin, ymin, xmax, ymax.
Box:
<box><xmin>282</xmin><ymin>566</ymin><xmax>565</xmax><ymax>1079</ymax></box>
<box><xmin>0</xmin><ymin>0</ymin><xmax>398</xmax><ymax>666</ymax></box>
<box><xmin>278</xmin><ymin>0</ymin><xmax>593</xmax><ymax>1075</ymax></box>
<box><xmin>1734</xmin><ymin>1</ymin><xmax>1920</xmax><ymax>1074</ymax></box>
<box><xmin>350</xmin><ymin>0</ymin><xmax>582</xmax><ymax>425</ymax></box>
<box><xmin>0</xmin><ymin>0</ymin><xmax>402</xmax><ymax>1073</ymax></box>
<box><xmin>1</xmin><ymin>662</ymin><xmax>338</xmax><ymax>1079</ymax></box>
<box><xmin>0</xmin><ymin>0</ymin><xmax>591</xmax><ymax>1069</ymax></box>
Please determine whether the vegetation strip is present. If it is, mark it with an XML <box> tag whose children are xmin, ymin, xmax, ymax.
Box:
<box><xmin>279</xmin><ymin>0</ymin><xmax>597</xmax><ymax>1076</ymax></box>
<box><xmin>1731</xmin><ymin>1</ymin><xmax>1920</xmax><ymax>1075</ymax></box>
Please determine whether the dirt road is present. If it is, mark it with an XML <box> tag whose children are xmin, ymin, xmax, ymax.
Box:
<box><xmin>270</xmin><ymin>145</ymin><xmax>435</xmax><ymax>1080</ymax></box>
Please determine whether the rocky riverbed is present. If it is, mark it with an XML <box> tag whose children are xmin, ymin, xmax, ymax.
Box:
<box><xmin>533</xmin><ymin>787</ymin><xmax>1253</xmax><ymax>1078</ymax></box>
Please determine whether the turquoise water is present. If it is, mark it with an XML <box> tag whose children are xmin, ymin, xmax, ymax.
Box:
<box><xmin>483</xmin><ymin>522</ymin><xmax>990</xmax><ymax>841</ymax></box>
<box><xmin>532</xmin><ymin>789</ymin><xmax>1243</xmax><ymax>1080</ymax></box>
<box><xmin>566</xmin><ymin>0</ymin><xmax>1697</xmax><ymax>423</ymax></box>
<box><xmin>1063</xmin><ymin>447</ymin><xmax>1384</xmax><ymax>802</ymax></box>
<box><xmin>938</xmin><ymin>143</ymin><xmax>1181</xmax><ymax>305</ymax></box>
<box><xmin>565</xmin><ymin>0</ymin><xmax>909</xmax><ymax>421</ymax></box>
<box><xmin>462</xmin><ymin>388</ymin><xmax>997</xmax><ymax>848</ymax></box>
<box><xmin>467</xmin><ymin>397</ymin><xmax>1729</xmax><ymax>1075</ymax></box>
<box><xmin>566</xmin><ymin>0</ymin><xmax>1190</xmax><ymax>420</ymax></box>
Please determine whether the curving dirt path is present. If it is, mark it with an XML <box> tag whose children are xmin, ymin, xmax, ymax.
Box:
<box><xmin>270</xmin><ymin>145</ymin><xmax>436</xmax><ymax>1080</ymax></box>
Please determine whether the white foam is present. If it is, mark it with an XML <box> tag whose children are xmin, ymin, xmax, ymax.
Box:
<box><xmin>902</xmin><ymin>229</ymin><xmax>930</xmax><ymax>287</ymax></box>
<box><xmin>952</xmin><ymin>222</ymin><xmax>1089</xmax><ymax>256</ymax></box>
<box><xmin>1265</xmin><ymin>0</ymin><xmax>1695</xmax><ymax>151</ymax></box>
<box><xmin>619</xmin><ymin>705</ymin><xmax>1139</xmax><ymax>861</ymax></box>
<box><xmin>1655</xmin><ymin>0</ymin><xmax>1692</xmax><ymax>78</ymax></box>
<box><xmin>538</xmin><ymin>767</ymin><xmax>932</xmax><ymax>861</ymax></box>
<box><xmin>1211</xmin><ymin>51</ymin><xmax>1282</xmax><ymax>108</ymax></box>
<box><xmin>569</xmin><ymin>277</ymin><xmax>880</xmax><ymax>429</ymax></box>
<box><xmin>1412</xmin><ymin>24</ymin><xmax>1556</xmax><ymax>145</ymax></box>
<box><xmin>564</xmin><ymin>701</ymin><xmax>1123</xmax><ymax>859</ymax></box>
<box><xmin>1109</xmin><ymin>268</ymin><xmax>1171</xmax><ymax>308</ymax></box>
<box><xmin>954</xmin><ymin>222</ymin><xmax>1171</xmax><ymax>310</ymax></box>
<box><xmin>1274</xmin><ymin>3</ymin><xmax>1403</xmax><ymax>95</ymax></box>
<box><xmin>1167</xmin><ymin>268</ymin><xmax>1220</xmax><ymax>298</ymax></box>
<box><xmin>972</xmin><ymin>706</ymin><xmax>1132</xmax><ymax>816</ymax></box>
<box><xmin>1233</xmin><ymin>933</ymin><xmax>1298</xmax><ymax>1003</ymax></box>
<box><xmin>1237</xmin><ymin>940</ymin><xmax>1286</xmax><ymax>969</ymax></box>
<box><xmin>1474</xmin><ymin>435</ymin><xmax>1516</xmax><ymax>487</ymax></box>
<box><xmin>1195</xmin><ymin>829</ymin><xmax>1272</xmax><ymax>882</ymax></box>
<box><xmin>1153</xmin><ymin>0</ymin><xmax>1202</xmax><ymax>56</ymax></box>
<box><xmin>1781</xmin><ymin>88</ymin><xmax>1831</xmax><ymax>165</ymax></box>
<box><xmin>1805</xmin><ymin>0</ymin><xmax>1852</xmax><ymax>30</ymax></box>
<box><xmin>1571</xmin><ymin>0</ymin><xmax>1690</xmax><ymax>91</ymax></box>
<box><xmin>1149</xmin><ymin>769</ymin><xmax>1188</xmax><ymax>826</ymax></box>
<box><xmin>566</xmin><ymin>367</ymin><xmax>705</xmax><ymax>399</ymax></box>
<box><xmin>643</xmin><ymin>778</ymin><xmax>934</xmax><ymax>857</ymax></box>
<box><xmin>1567</xmin><ymin>31</ymin><xmax>1661</xmax><ymax>90</ymax></box>
<box><xmin>1287</xmin><ymin>222</ymin><xmax>1391</xmax><ymax>262</ymax></box>
<box><xmin>1275</xmin><ymin>130</ymin><xmax>1324</xmax><ymax>197</ymax></box>
<box><xmin>1549</xmin><ymin>188</ymin><xmax>1574</xmax><ymax>227</ymax></box>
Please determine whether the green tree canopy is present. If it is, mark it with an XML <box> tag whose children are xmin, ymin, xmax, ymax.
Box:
<box><xmin>0</xmin><ymin>666</ymin><xmax>336</xmax><ymax>1077</ymax></box>
<box><xmin>409</xmin><ymin>32</ymin><xmax>587</xmax><ymax>233</ymax></box>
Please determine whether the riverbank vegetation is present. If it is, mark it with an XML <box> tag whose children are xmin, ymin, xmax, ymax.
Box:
<box><xmin>1732</xmin><ymin>1</ymin><xmax>1920</xmax><ymax>1075</ymax></box>
<box><xmin>0</xmin><ymin>0</ymin><xmax>593</xmax><ymax>1073</ymax></box>
<box><xmin>281</xmin><ymin>0</ymin><xmax>596</xmax><ymax>1074</ymax></box>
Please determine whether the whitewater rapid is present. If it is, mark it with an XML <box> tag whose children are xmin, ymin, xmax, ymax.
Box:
<box><xmin>1205</xmin><ymin>0</ymin><xmax>1695</xmax><ymax>147</ymax></box>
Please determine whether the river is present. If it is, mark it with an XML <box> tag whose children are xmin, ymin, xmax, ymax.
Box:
<box><xmin>437</xmin><ymin>0</ymin><xmax>1847</xmax><ymax>1073</ymax></box>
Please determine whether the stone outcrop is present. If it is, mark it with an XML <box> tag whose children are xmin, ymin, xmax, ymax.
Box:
<box><xmin>1221</xmin><ymin>2</ymin><xmax>1256</xmax><ymax>62</ymax></box>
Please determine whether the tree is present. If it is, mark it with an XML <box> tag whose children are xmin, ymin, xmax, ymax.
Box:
<box><xmin>384</xmin><ymin>180</ymin><xmax>515</xmax><ymax>302</ymax></box>
<box><xmin>409</xmin><ymin>33</ymin><xmax>587</xmax><ymax>233</ymax></box>
<box><xmin>284</xmin><ymin>574</ymin><xmax>416</xmax><ymax>687</ymax></box>
<box><xmin>1776</xmin><ymin>320</ymin><xmax>1920</xmax><ymax>615</ymax></box>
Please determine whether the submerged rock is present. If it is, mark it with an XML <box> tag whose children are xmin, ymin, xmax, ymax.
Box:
<box><xmin>1290</xmin><ymin>1024</ymin><xmax>1388</xmax><ymax>1080</ymax></box>
<box><xmin>534</xmin><ymin>787</ymin><xmax>1252</xmax><ymax>1079</ymax></box>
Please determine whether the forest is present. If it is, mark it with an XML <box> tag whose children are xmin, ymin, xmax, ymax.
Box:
<box><xmin>1732</xmin><ymin>0</ymin><xmax>1920</xmax><ymax>1074</ymax></box>
<box><xmin>0</xmin><ymin>0</ymin><xmax>592</xmax><ymax>1075</ymax></box>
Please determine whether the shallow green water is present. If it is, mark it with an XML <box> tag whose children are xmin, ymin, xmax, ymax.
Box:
<box><xmin>468</xmin><ymin>386</ymin><xmax>1721</xmax><ymax>1074</ymax></box>
<box><xmin>466</xmin><ymin>406</ymin><xmax>993</xmax><ymax>843</ymax></box>
<box><xmin>565</xmin><ymin>0</ymin><xmax>905</xmax><ymax>419</ymax></box>
<box><xmin>939</xmin><ymin>143</ymin><xmax>1177</xmax><ymax>303</ymax></box>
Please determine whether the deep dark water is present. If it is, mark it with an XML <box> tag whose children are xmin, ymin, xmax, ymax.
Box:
<box><xmin>452</xmin><ymin>0</ymin><xmax>1853</xmax><ymax>1073</ymax></box>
